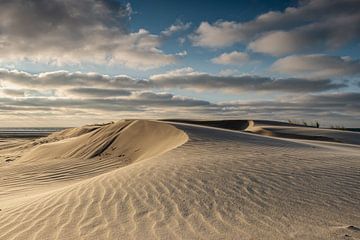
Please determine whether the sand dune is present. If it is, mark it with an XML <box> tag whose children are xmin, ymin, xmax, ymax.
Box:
<box><xmin>0</xmin><ymin>120</ymin><xmax>359</xmax><ymax>239</ymax></box>
<box><xmin>245</xmin><ymin>120</ymin><xmax>360</xmax><ymax>145</ymax></box>
<box><xmin>166</xmin><ymin>119</ymin><xmax>360</xmax><ymax>145</ymax></box>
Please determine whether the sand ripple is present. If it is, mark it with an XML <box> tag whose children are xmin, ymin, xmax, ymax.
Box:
<box><xmin>0</xmin><ymin>120</ymin><xmax>359</xmax><ymax>239</ymax></box>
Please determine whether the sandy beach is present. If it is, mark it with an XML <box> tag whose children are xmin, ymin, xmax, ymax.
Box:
<box><xmin>0</xmin><ymin>119</ymin><xmax>359</xmax><ymax>239</ymax></box>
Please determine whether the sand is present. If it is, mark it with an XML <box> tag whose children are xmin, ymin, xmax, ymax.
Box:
<box><xmin>0</xmin><ymin>119</ymin><xmax>359</xmax><ymax>239</ymax></box>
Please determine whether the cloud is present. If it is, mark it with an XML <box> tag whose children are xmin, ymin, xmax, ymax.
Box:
<box><xmin>0</xmin><ymin>91</ymin><xmax>210</xmax><ymax>112</ymax></box>
<box><xmin>0</xmin><ymin>0</ymin><xmax>176</xmax><ymax>69</ymax></box>
<box><xmin>1</xmin><ymin>88</ymin><xmax>26</xmax><ymax>97</ymax></box>
<box><xmin>178</xmin><ymin>37</ymin><xmax>186</xmax><ymax>45</ymax></box>
<box><xmin>66</xmin><ymin>88</ymin><xmax>132</xmax><ymax>98</ymax></box>
<box><xmin>190</xmin><ymin>0</ymin><xmax>360</xmax><ymax>54</ymax></box>
<box><xmin>248</xmin><ymin>14</ymin><xmax>360</xmax><ymax>55</ymax></box>
<box><xmin>150</xmin><ymin>68</ymin><xmax>346</xmax><ymax>93</ymax></box>
<box><xmin>224</xmin><ymin>92</ymin><xmax>360</xmax><ymax>111</ymax></box>
<box><xmin>2</xmin><ymin>90</ymin><xmax>357</xmax><ymax>126</ymax></box>
<box><xmin>0</xmin><ymin>69</ymin><xmax>149</xmax><ymax>89</ymax></box>
<box><xmin>0</xmin><ymin>68</ymin><xmax>357</xmax><ymax>127</ymax></box>
<box><xmin>299</xmin><ymin>92</ymin><xmax>360</xmax><ymax>108</ymax></box>
<box><xmin>211</xmin><ymin>51</ymin><xmax>249</xmax><ymax>65</ymax></box>
<box><xmin>175</xmin><ymin>50</ymin><xmax>188</xmax><ymax>57</ymax></box>
<box><xmin>271</xmin><ymin>54</ymin><xmax>360</xmax><ymax>78</ymax></box>
<box><xmin>161</xmin><ymin>21</ymin><xmax>191</xmax><ymax>36</ymax></box>
<box><xmin>217</xmin><ymin>92</ymin><xmax>360</xmax><ymax>126</ymax></box>
<box><xmin>248</xmin><ymin>31</ymin><xmax>300</xmax><ymax>56</ymax></box>
<box><xmin>218</xmin><ymin>69</ymin><xmax>241</xmax><ymax>76</ymax></box>
<box><xmin>0</xmin><ymin>88</ymin><xmax>55</xmax><ymax>97</ymax></box>
<box><xmin>0</xmin><ymin>67</ymin><xmax>356</xmax><ymax>127</ymax></box>
<box><xmin>190</xmin><ymin>21</ymin><xmax>245</xmax><ymax>48</ymax></box>
<box><xmin>2</xmin><ymin>68</ymin><xmax>346</xmax><ymax>94</ymax></box>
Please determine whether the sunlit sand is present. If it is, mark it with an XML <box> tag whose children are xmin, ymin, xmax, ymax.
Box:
<box><xmin>0</xmin><ymin>119</ymin><xmax>359</xmax><ymax>239</ymax></box>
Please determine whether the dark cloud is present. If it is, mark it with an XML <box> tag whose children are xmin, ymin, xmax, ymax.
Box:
<box><xmin>0</xmin><ymin>0</ymin><xmax>175</xmax><ymax>68</ymax></box>
<box><xmin>0</xmin><ymin>69</ymin><xmax>149</xmax><ymax>89</ymax></box>
<box><xmin>272</xmin><ymin>54</ymin><xmax>360</xmax><ymax>77</ymax></box>
<box><xmin>0</xmin><ymin>91</ymin><xmax>210</xmax><ymax>113</ymax></box>
<box><xmin>1</xmin><ymin>68</ymin><xmax>345</xmax><ymax>94</ymax></box>
<box><xmin>217</xmin><ymin>92</ymin><xmax>360</xmax><ymax>126</ymax></box>
<box><xmin>299</xmin><ymin>92</ymin><xmax>360</xmax><ymax>109</ymax></box>
<box><xmin>0</xmin><ymin>88</ymin><xmax>54</xmax><ymax>97</ymax></box>
<box><xmin>1</xmin><ymin>88</ymin><xmax>25</xmax><ymax>97</ymax></box>
<box><xmin>223</xmin><ymin>92</ymin><xmax>360</xmax><ymax>111</ymax></box>
<box><xmin>0</xmin><ymin>90</ymin><xmax>358</xmax><ymax>127</ymax></box>
<box><xmin>66</xmin><ymin>88</ymin><xmax>132</xmax><ymax>97</ymax></box>
<box><xmin>150</xmin><ymin>68</ymin><xmax>346</xmax><ymax>93</ymax></box>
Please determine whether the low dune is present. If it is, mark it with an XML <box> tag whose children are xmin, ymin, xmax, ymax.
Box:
<box><xmin>0</xmin><ymin>119</ymin><xmax>359</xmax><ymax>239</ymax></box>
<box><xmin>245</xmin><ymin>120</ymin><xmax>360</xmax><ymax>145</ymax></box>
<box><xmin>166</xmin><ymin>119</ymin><xmax>360</xmax><ymax>145</ymax></box>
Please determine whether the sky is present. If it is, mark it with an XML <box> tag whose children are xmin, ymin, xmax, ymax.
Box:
<box><xmin>0</xmin><ymin>0</ymin><xmax>359</xmax><ymax>127</ymax></box>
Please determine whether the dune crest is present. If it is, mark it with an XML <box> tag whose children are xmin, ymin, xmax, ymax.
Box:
<box><xmin>0</xmin><ymin>120</ymin><xmax>188</xmax><ymax>208</ymax></box>
<box><xmin>20</xmin><ymin>120</ymin><xmax>188</xmax><ymax>163</ymax></box>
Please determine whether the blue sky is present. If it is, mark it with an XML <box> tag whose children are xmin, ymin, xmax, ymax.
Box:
<box><xmin>0</xmin><ymin>0</ymin><xmax>359</xmax><ymax>127</ymax></box>
<box><xmin>128</xmin><ymin>0</ymin><xmax>296</xmax><ymax>31</ymax></box>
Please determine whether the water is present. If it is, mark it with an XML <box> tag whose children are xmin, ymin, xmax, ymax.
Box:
<box><xmin>0</xmin><ymin>128</ymin><xmax>66</xmax><ymax>138</ymax></box>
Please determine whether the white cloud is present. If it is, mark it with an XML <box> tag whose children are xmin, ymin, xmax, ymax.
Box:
<box><xmin>190</xmin><ymin>21</ymin><xmax>244</xmax><ymax>48</ymax></box>
<box><xmin>175</xmin><ymin>50</ymin><xmax>188</xmax><ymax>57</ymax></box>
<box><xmin>248</xmin><ymin>14</ymin><xmax>360</xmax><ymax>55</ymax></box>
<box><xmin>178</xmin><ymin>37</ymin><xmax>186</xmax><ymax>45</ymax></box>
<box><xmin>211</xmin><ymin>51</ymin><xmax>249</xmax><ymax>65</ymax></box>
<box><xmin>161</xmin><ymin>21</ymin><xmax>191</xmax><ymax>36</ymax></box>
<box><xmin>190</xmin><ymin>0</ymin><xmax>360</xmax><ymax>54</ymax></box>
<box><xmin>248</xmin><ymin>31</ymin><xmax>299</xmax><ymax>56</ymax></box>
<box><xmin>218</xmin><ymin>69</ymin><xmax>240</xmax><ymax>76</ymax></box>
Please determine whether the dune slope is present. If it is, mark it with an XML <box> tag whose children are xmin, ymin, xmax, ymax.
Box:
<box><xmin>0</xmin><ymin>120</ymin><xmax>359</xmax><ymax>240</ymax></box>
<box><xmin>0</xmin><ymin>120</ymin><xmax>188</xmax><ymax>206</ymax></box>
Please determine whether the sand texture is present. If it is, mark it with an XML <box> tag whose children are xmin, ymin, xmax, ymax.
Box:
<box><xmin>0</xmin><ymin>119</ymin><xmax>359</xmax><ymax>239</ymax></box>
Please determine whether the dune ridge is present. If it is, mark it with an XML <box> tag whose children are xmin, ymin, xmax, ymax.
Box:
<box><xmin>165</xmin><ymin>119</ymin><xmax>360</xmax><ymax>145</ymax></box>
<box><xmin>0</xmin><ymin>120</ymin><xmax>359</xmax><ymax>239</ymax></box>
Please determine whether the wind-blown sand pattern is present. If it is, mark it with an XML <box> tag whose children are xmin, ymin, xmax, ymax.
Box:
<box><xmin>0</xmin><ymin>120</ymin><xmax>359</xmax><ymax>239</ymax></box>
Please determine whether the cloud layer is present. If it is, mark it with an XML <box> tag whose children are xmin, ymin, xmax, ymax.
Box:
<box><xmin>1</xmin><ymin>68</ymin><xmax>346</xmax><ymax>94</ymax></box>
<box><xmin>0</xmin><ymin>68</ymin><xmax>356</xmax><ymax>127</ymax></box>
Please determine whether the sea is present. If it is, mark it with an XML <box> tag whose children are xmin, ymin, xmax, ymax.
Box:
<box><xmin>0</xmin><ymin>128</ymin><xmax>66</xmax><ymax>138</ymax></box>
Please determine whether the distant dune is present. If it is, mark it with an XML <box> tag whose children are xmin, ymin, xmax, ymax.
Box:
<box><xmin>164</xmin><ymin>119</ymin><xmax>360</xmax><ymax>144</ymax></box>
<box><xmin>0</xmin><ymin>119</ymin><xmax>359</xmax><ymax>239</ymax></box>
